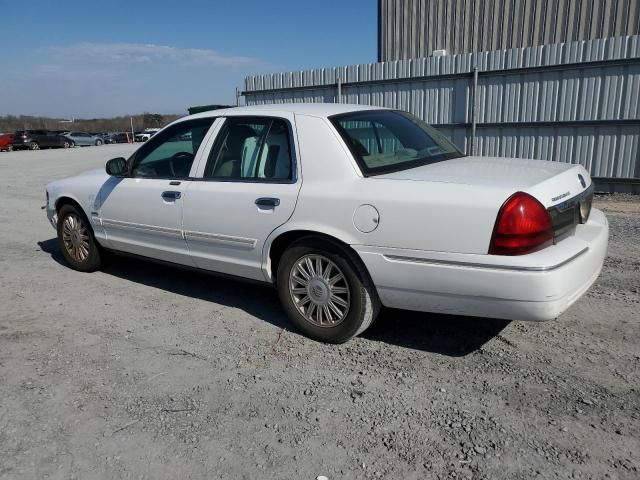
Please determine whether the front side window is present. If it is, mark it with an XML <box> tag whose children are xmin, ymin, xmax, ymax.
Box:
<box><xmin>330</xmin><ymin>110</ymin><xmax>464</xmax><ymax>176</ymax></box>
<box><xmin>203</xmin><ymin>117</ymin><xmax>293</xmax><ymax>181</ymax></box>
<box><xmin>130</xmin><ymin>118</ymin><xmax>215</xmax><ymax>178</ymax></box>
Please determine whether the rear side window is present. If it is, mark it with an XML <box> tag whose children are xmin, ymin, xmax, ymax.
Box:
<box><xmin>203</xmin><ymin>117</ymin><xmax>293</xmax><ymax>182</ymax></box>
<box><xmin>330</xmin><ymin>110</ymin><xmax>463</xmax><ymax>176</ymax></box>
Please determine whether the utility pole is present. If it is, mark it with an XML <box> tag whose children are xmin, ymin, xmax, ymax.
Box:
<box><xmin>130</xmin><ymin>117</ymin><xmax>135</xmax><ymax>143</ymax></box>
<box><xmin>470</xmin><ymin>65</ymin><xmax>479</xmax><ymax>156</ymax></box>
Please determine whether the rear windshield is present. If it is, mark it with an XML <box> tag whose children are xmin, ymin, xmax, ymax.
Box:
<box><xmin>330</xmin><ymin>110</ymin><xmax>464</xmax><ymax>176</ymax></box>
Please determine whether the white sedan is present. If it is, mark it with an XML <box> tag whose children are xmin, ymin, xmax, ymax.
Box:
<box><xmin>45</xmin><ymin>104</ymin><xmax>608</xmax><ymax>343</ymax></box>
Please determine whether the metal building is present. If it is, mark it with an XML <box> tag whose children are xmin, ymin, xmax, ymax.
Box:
<box><xmin>242</xmin><ymin>4</ymin><xmax>640</xmax><ymax>189</ymax></box>
<box><xmin>243</xmin><ymin>35</ymin><xmax>640</xmax><ymax>187</ymax></box>
<box><xmin>378</xmin><ymin>0</ymin><xmax>640</xmax><ymax>61</ymax></box>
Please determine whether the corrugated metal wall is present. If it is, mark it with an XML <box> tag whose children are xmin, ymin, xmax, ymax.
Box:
<box><xmin>243</xmin><ymin>35</ymin><xmax>640</xmax><ymax>179</ymax></box>
<box><xmin>378</xmin><ymin>0</ymin><xmax>640</xmax><ymax>61</ymax></box>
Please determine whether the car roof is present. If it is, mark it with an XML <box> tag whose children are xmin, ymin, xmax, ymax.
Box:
<box><xmin>185</xmin><ymin>103</ymin><xmax>388</xmax><ymax>121</ymax></box>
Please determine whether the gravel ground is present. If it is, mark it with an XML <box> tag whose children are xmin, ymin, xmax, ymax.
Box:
<box><xmin>1</xmin><ymin>146</ymin><xmax>639</xmax><ymax>480</ymax></box>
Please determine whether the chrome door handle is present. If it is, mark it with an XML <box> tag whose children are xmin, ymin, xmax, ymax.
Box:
<box><xmin>162</xmin><ymin>191</ymin><xmax>182</xmax><ymax>200</ymax></box>
<box><xmin>255</xmin><ymin>197</ymin><xmax>280</xmax><ymax>207</ymax></box>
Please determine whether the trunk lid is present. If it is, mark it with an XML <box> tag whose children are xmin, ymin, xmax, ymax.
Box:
<box><xmin>375</xmin><ymin>155</ymin><xmax>595</xmax><ymax>243</ymax></box>
<box><xmin>13</xmin><ymin>131</ymin><xmax>28</xmax><ymax>144</ymax></box>
<box><xmin>375</xmin><ymin>155</ymin><xmax>592</xmax><ymax>209</ymax></box>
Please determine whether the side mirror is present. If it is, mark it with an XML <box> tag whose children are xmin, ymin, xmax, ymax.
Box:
<box><xmin>106</xmin><ymin>157</ymin><xmax>127</xmax><ymax>176</ymax></box>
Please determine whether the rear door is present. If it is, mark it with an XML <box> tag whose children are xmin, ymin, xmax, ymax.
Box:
<box><xmin>69</xmin><ymin>132</ymin><xmax>83</xmax><ymax>145</ymax></box>
<box><xmin>183</xmin><ymin>115</ymin><xmax>301</xmax><ymax>281</ymax></box>
<box><xmin>33</xmin><ymin>130</ymin><xmax>48</xmax><ymax>146</ymax></box>
<box><xmin>79</xmin><ymin>132</ymin><xmax>92</xmax><ymax>145</ymax></box>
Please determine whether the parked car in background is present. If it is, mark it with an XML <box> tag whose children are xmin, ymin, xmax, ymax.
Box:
<box><xmin>101</xmin><ymin>133</ymin><xmax>115</xmax><ymax>144</ymax></box>
<box><xmin>64</xmin><ymin>132</ymin><xmax>104</xmax><ymax>147</ymax></box>
<box><xmin>0</xmin><ymin>133</ymin><xmax>14</xmax><ymax>151</ymax></box>
<box><xmin>135</xmin><ymin>128</ymin><xmax>161</xmax><ymax>142</ymax></box>
<box><xmin>44</xmin><ymin>104</ymin><xmax>608</xmax><ymax>344</ymax></box>
<box><xmin>106</xmin><ymin>132</ymin><xmax>132</xmax><ymax>144</ymax></box>
<box><xmin>12</xmin><ymin>130</ymin><xmax>71</xmax><ymax>150</ymax></box>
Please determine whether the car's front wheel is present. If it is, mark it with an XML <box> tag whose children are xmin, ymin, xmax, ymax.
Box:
<box><xmin>95</xmin><ymin>139</ymin><xmax>103</xmax><ymax>146</ymax></box>
<box><xmin>63</xmin><ymin>140</ymin><xmax>72</xmax><ymax>148</ymax></box>
<box><xmin>277</xmin><ymin>237</ymin><xmax>380</xmax><ymax>343</ymax></box>
<box><xmin>57</xmin><ymin>204</ymin><xmax>103</xmax><ymax>272</ymax></box>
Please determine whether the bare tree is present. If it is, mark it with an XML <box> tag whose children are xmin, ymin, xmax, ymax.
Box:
<box><xmin>0</xmin><ymin>114</ymin><xmax>183</xmax><ymax>134</ymax></box>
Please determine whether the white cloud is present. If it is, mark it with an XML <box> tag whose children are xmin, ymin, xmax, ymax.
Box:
<box><xmin>0</xmin><ymin>42</ymin><xmax>270</xmax><ymax>117</ymax></box>
<box><xmin>44</xmin><ymin>42</ymin><xmax>263</xmax><ymax>69</ymax></box>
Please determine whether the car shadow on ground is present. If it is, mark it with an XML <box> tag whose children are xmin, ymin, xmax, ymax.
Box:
<box><xmin>38</xmin><ymin>238</ymin><xmax>509</xmax><ymax>357</ymax></box>
<box><xmin>362</xmin><ymin>309</ymin><xmax>509</xmax><ymax>356</ymax></box>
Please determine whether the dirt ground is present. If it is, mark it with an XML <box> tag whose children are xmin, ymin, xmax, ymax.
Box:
<box><xmin>1</xmin><ymin>146</ymin><xmax>639</xmax><ymax>480</ymax></box>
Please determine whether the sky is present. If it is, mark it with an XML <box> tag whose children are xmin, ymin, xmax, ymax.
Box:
<box><xmin>0</xmin><ymin>0</ymin><xmax>376</xmax><ymax>118</ymax></box>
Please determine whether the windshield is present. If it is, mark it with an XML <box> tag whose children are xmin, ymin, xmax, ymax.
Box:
<box><xmin>330</xmin><ymin>110</ymin><xmax>464</xmax><ymax>176</ymax></box>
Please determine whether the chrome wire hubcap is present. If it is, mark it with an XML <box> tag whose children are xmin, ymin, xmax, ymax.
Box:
<box><xmin>289</xmin><ymin>254</ymin><xmax>350</xmax><ymax>327</ymax></box>
<box><xmin>62</xmin><ymin>214</ymin><xmax>90</xmax><ymax>262</ymax></box>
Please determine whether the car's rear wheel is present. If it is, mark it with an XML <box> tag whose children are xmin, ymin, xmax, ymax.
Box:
<box><xmin>276</xmin><ymin>237</ymin><xmax>380</xmax><ymax>343</ymax></box>
<box><xmin>57</xmin><ymin>204</ymin><xmax>103</xmax><ymax>272</ymax></box>
<box><xmin>63</xmin><ymin>140</ymin><xmax>72</xmax><ymax>148</ymax></box>
<box><xmin>29</xmin><ymin>142</ymin><xmax>39</xmax><ymax>150</ymax></box>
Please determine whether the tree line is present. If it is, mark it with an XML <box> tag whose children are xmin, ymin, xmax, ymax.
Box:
<box><xmin>0</xmin><ymin>113</ymin><xmax>183</xmax><ymax>134</ymax></box>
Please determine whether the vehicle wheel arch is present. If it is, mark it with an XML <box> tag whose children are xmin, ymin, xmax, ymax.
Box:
<box><xmin>266</xmin><ymin>229</ymin><xmax>372</xmax><ymax>286</ymax></box>
<box><xmin>55</xmin><ymin>196</ymin><xmax>94</xmax><ymax>232</ymax></box>
<box><xmin>55</xmin><ymin>195</ymin><xmax>82</xmax><ymax>212</ymax></box>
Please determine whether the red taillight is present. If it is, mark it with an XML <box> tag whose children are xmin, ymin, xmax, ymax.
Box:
<box><xmin>489</xmin><ymin>192</ymin><xmax>553</xmax><ymax>256</ymax></box>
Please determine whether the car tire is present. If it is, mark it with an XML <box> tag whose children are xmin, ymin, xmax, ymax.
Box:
<box><xmin>29</xmin><ymin>142</ymin><xmax>39</xmax><ymax>150</ymax></box>
<box><xmin>95</xmin><ymin>139</ymin><xmax>103</xmax><ymax>146</ymax></box>
<box><xmin>57</xmin><ymin>204</ymin><xmax>103</xmax><ymax>272</ymax></box>
<box><xmin>63</xmin><ymin>141</ymin><xmax>72</xmax><ymax>148</ymax></box>
<box><xmin>276</xmin><ymin>236</ymin><xmax>380</xmax><ymax>343</ymax></box>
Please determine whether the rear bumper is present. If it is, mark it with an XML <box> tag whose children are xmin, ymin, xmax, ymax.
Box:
<box><xmin>354</xmin><ymin>208</ymin><xmax>608</xmax><ymax>321</ymax></box>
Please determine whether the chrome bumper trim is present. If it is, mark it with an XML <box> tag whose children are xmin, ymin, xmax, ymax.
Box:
<box><xmin>383</xmin><ymin>247</ymin><xmax>589</xmax><ymax>272</ymax></box>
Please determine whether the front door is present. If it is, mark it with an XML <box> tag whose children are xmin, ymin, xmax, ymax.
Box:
<box><xmin>183</xmin><ymin>115</ymin><xmax>301</xmax><ymax>281</ymax></box>
<box><xmin>98</xmin><ymin>118</ymin><xmax>217</xmax><ymax>265</ymax></box>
